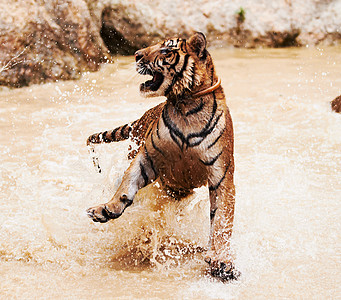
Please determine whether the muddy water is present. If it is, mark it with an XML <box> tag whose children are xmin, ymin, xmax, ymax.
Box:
<box><xmin>1</xmin><ymin>47</ymin><xmax>340</xmax><ymax>299</ymax></box>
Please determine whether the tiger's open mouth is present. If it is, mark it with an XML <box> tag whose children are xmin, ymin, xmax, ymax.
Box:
<box><xmin>139</xmin><ymin>69</ymin><xmax>164</xmax><ymax>92</ymax></box>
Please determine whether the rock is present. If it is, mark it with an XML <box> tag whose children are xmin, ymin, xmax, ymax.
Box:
<box><xmin>0</xmin><ymin>0</ymin><xmax>109</xmax><ymax>87</ymax></box>
<box><xmin>88</xmin><ymin>0</ymin><xmax>341</xmax><ymax>49</ymax></box>
<box><xmin>331</xmin><ymin>96</ymin><xmax>341</xmax><ymax>113</ymax></box>
<box><xmin>1</xmin><ymin>0</ymin><xmax>341</xmax><ymax>87</ymax></box>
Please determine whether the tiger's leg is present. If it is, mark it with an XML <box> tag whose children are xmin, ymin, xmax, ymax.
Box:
<box><xmin>205</xmin><ymin>161</ymin><xmax>239</xmax><ymax>281</ymax></box>
<box><xmin>87</xmin><ymin>146</ymin><xmax>157</xmax><ymax>223</ymax></box>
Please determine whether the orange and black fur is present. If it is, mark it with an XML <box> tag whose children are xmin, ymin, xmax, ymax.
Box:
<box><xmin>87</xmin><ymin>33</ymin><xmax>238</xmax><ymax>281</ymax></box>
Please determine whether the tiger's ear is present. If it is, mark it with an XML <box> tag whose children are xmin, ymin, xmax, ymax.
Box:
<box><xmin>187</xmin><ymin>32</ymin><xmax>207</xmax><ymax>58</ymax></box>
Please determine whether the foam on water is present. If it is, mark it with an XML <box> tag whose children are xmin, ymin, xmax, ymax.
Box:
<box><xmin>0</xmin><ymin>48</ymin><xmax>340</xmax><ymax>298</ymax></box>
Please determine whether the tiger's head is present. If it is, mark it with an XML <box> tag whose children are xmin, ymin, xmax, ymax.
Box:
<box><xmin>135</xmin><ymin>32</ymin><xmax>215</xmax><ymax>98</ymax></box>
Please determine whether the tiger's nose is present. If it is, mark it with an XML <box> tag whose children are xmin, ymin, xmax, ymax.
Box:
<box><xmin>135</xmin><ymin>51</ymin><xmax>143</xmax><ymax>62</ymax></box>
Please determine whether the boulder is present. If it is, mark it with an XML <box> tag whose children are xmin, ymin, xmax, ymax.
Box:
<box><xmin>0</xmin><ymin>0</ymin><xmax>109</xmax><ymax>87</ymax></box>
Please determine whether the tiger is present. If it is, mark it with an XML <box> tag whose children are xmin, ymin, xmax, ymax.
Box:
<box><xmin>86</xmin><ymin>32</ymin><xmax>239</xmax><ymax>281</ymax></box>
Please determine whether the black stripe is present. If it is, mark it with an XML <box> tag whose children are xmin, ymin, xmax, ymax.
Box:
<box><xmin>111</xmin><ymin>128</ymin><xmax>119</xmax><ymax>141</ymax></box>
<box><xmin>156</xmin><ymin>58</ymin><xmax>165</xmax><ymax>71</ymax></box>
<box><xmin>170</xmin><ymin>52</ymin><xmax>180</xmax><ymax>71</ymax></box>
<box><xmin>210</xmin><ymin>208</ymin><xmax>217</xmax><ymax>220</ymax></box>
<box><xmin>189</xmin><ymin>63</ymin><xmax>195</xmax><ymax>89</ymax></box>
<box><xmin>170</xmin><ymin>130</ymin><xmax>183</xmax><ymax>150</ymax></box>
<box><xmin>164</xmin><ymin>54</ymin><xmax>186</xmax><ymax>96</ymax></box>
<box><xmin>156</xmin><ymin>121</ymin><xmax>161</xmax><ymax>139</ymax></box>
<box><xmin>181</xmin><ymin>39</ymin><xmax>187</xmax><ymax>52</ymax></box>
<box><xmin>209</xmin><ymin>162</ymin><xmax>230</xmax><ymax>192</ymax></box>
<box><xmin>200</xmin><ymin>150</ymin><xmax>223</xmax><ymax>166</ymax></box>
<box><xmin>162</xmin><ymin>99</ymin><xmax>222</xmax><ymax>148</ymax></box>
<box><xmin>162</xmin><ymin>105</ymin><xmax>187</xmax><ymax>147</ymax></box>
<box><xmin>186</xmin><ymin>98</ymin><xmax>204</xmax><ymax>116</ymax></box>
<box><xmin>140</xmin><ymin>163</ymin><xmax>148</xmax><ymax>187</ymax></box>
<box><xmin>187</xmin><ymin>97</ymin><xmax>217</xmax><ymax>141</ymax></box>
<box><xmin>90</xmin><ymin>134</ymin><xmax>97</xmax><ymax>143</ymax></box>
<box><xmin>207</xmin><ymin>127</ymin><xmax>225</xmax><ymax>149</ymax></box>
<box><xmin>177</xmin><ymin>54</ymin><xmax>189</xmax><ymax>79</ymax></box>
<box><xmin>201</xmin><ymin>49</ymin><xmax>208</xmax><ymax>61</ymax></box>
<box><xmin>187</xmin><ymin>102</ymin><xmax>222</xmax><ymax>147</ymax></box>
<box><xmin>190</xmin><ymin>111</ymin><xmax>223</xmax><ymax>145</ymax></box>
<box><xmin>102</xmin><ymin>131</ymin><xmax>111</xmax><ymax>142</ymax></box>
<box><xmin>145</xmin><ymin>148</ymin><xmax>156</xmax><ymax>176</ymax></box>
<box><xmin>120</xmin><ymin>124</ymin><xmax>128</xmax><ymax>138</ymax></box>
<box><xmin>151</xmin><ymin>133</ymin><xmax>165</xmax><ymax>156</ymax></box>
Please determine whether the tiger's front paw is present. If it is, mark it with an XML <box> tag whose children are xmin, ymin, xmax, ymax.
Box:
<box><xmin>205</xmin><ymin>253</ymin><xmax>240</xmax><ymax>282</ymax></box>
<box><xmin>86</xmin><ymin>204</ymin><xmax>122</xmax><ymax>223</ymax></box>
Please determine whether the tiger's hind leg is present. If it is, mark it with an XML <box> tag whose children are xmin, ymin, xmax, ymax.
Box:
<box><xmin>87</xmin><ymin>146</ymin><xmax>157</xmax><ymax>222</ymax></box>
<box><xmin>205</xmin><ymin>160</ymin><xmax>240</xmax><ymax>281</ymax></box>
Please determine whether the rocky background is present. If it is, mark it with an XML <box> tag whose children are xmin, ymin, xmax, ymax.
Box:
<box><xmin>0</xmin><ymin>0</ymin><xmax>340</xmax><ymax>87</ymax></box>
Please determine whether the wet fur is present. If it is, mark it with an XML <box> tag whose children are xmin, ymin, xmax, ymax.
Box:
<box><xmin>86</xmin><ymin>33</ymin><xmax>238</xmax><ymax>281</ymax></box>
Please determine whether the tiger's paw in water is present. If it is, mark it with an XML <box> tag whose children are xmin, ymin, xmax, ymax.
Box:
<box><xmin>86</xmin><ymin>204</ymin><xmax>122</xmax><ymax>223</ymax></box>
<box><xmin>87</xmin><ymin>195</ymin><xmax>133</xmax><ymax>223</ymax></box>
<box><xmin>205</xmin><ymin>257</ymin><xmax>240</xmax><ymax>282</ymax></box>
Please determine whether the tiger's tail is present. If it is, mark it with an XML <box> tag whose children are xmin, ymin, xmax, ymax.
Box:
<box><xmin>86</xmin><ymin>122</ymin><xmax>135</xmax><ymax>173</ymax></box>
